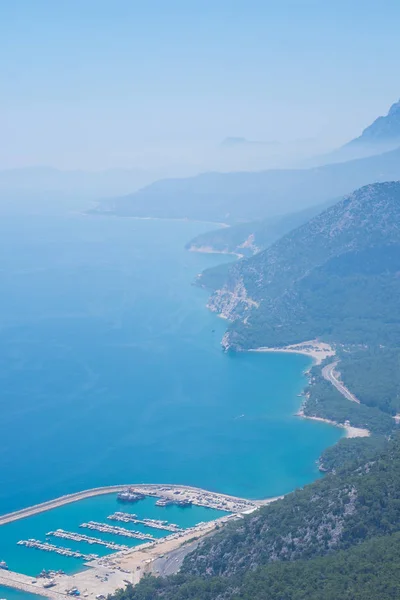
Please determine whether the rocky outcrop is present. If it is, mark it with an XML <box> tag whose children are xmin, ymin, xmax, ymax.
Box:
<box><xmin>207</xmin><ymin>278</ymin><xmax>259</xmax><ymax>321</ymax></box>
<box><xmin>206</xmin><ymin>182</ymin><xmax>400</xmax><ymax>323</ymax></box>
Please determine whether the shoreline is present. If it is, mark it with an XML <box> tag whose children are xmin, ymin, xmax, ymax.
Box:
<box><xmin>249</xmin><ymin>340</ymin><xmax>336</xmax><ymax>365</ymax></box>
<box><xmin>248</xmin><ymin>340</ymin><xmax>370</xmax><ymax>438</ymax></box>
<box><xmin>296</xmin><ymin>409</ymin><xmax>370</xmax><ymax>438</ymax></box>
<box><xmin>84</xmin><ymin>210</ymin><xmax>229</xmax><ymax>229</ymax></box>
<box><xmin>187</xmin><ymin>245</ymin><xmax>243</xmax><ymax>259</ymax></box>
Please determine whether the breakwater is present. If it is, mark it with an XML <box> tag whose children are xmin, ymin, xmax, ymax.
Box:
<box><xmin>0</xmin><ymin>484</ymin><xmax>262</xmax><ymax>527</ymax></box>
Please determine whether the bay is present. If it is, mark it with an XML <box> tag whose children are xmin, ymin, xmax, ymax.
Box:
<box><xmin>0</xmin><ymin>214</ymin><xmax>341</xmax><ymax>518</ymax></box>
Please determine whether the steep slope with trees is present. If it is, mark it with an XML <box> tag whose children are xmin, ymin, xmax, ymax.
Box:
<box><xmin>112</xmin><ymin>435</ymin><xmax>400</xmax><ymax>600</ymax></box>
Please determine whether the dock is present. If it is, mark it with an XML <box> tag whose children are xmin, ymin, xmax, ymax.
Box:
<box><xmin>17</xmin><ymin>539</ymin><xmax>98</xmax><ymax>561</ymax></box>
<box><xmin>0</xmin><ymin>568</ymin><xmax>67</xmax><ymax>600</ymax></box>
<box><xmin>48</xmin><ymin>529</ymin><xmax>129</xmax><ymax>551</ymax></box>
<box><xmin>80</xmin><ymin>521</ymin><xmax>155</xmax><ymax>542</ymax></box>
<box><xmin>108</xmin><ymin>512</ymin><xmax>182</xmax><ymax>532</ymax></box>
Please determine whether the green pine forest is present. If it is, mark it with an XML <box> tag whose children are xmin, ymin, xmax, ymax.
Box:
<box><xmin>110</xmin><ymin>183</ymin><xmax>400</xmax><ymax>600</ymax></box>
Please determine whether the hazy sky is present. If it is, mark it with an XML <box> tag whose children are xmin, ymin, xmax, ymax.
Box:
<box><xmin>1</xmin><ymin>0</ymin><xmax>400</xmax><ymax>170</ymax></box>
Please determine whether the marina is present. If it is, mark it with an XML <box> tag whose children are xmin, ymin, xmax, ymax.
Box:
<box><xmin>0</xmin><ymin>487</ymin><xmax>275</xmax><ymax>599</ymax></box>
<box><xmin>0</xmin><ymin>512</ymin><xmax>240</xmax><ymax>600</ymax></box>
<box><xmin>80</xmin><ymin>522</ymin><xmax>155</xmax><ymax>542</ymax></box>
<box><xmin>48</xmin><ymin>530</ymin><xmax>129</xmax><ymax>552</ymax></box>
<box><xmin>0</xmin><ymin>484</ymin><xmax>257</xmax><ymax>528</ymax></box>
<box><xmin>107</xmin><ymin>513</ymin><xmax>182</xmax><ymax>533</ymax></box>
<box><xmin>0</xmin><ymin>491</ymin><xmax>236</xmax><ymax>578</ymax></box>
<box><xmin>17</xmin><ymin>540</ymin><xmax>98</xmax><ymax>562</ymax></box>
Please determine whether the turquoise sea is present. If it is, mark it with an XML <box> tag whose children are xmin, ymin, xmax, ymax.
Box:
<box><xmin>0</xmin><ymin>587</ymin><xmax>44</xmax><ymax>600</ymax></box>
<box><xmin>0</xmin><ymin>214</ymin><xmax>341</xmax><ymax>576</ymax></box>
<box><xmin>0</xmin><ymin>494</ymin><xmax>226</xmax><ymax>576</ymax></box>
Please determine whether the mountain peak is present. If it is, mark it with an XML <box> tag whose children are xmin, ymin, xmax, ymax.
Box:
<box><xmin>354</xmin><ymin>98</ymin><xmax>400</xmax><ymax>144</ymax></box>
<box><xmin>388</xmin><ymin>99</ymin><xmax>400</xmax><ymax>116</ymax></box>
<box><xmin>318</xmin><ymin>98</ymin><xmax>400</xmax><ymax>164</ymax></box>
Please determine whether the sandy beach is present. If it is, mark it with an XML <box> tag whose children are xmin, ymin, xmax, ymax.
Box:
<box><xmin>251</xmin><ymin>339</ymin><xmax>370</xmax><ymax>436</ymax></box>
<box><xmin>187</xmin><ymin>245</ymin><xmax>243</xmax><ymax>258</ymax></box>
<box><xmin>250</xmin><ymin>340</ymin><xmax>336</xmax><ymax>365</ymax></box>
<box><xmin>87</xmin><ymin>211</ymin><xmax>229</xmax><ymax>229</ymax></box>
<box><xmin>297</xmin><ymin>409</ymin><xmax>370</xmax><ymax>438</ymax></box>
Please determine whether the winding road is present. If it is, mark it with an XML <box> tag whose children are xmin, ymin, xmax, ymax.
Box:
<box><xmin>152</xmin><ymin>538</ymin><xmax>203</xmax><ymax>577</ymax></box>
<box><xmin>322</xmin><ymin>361</ymin><xmax>360</xmax><ymax>404</ymax></box>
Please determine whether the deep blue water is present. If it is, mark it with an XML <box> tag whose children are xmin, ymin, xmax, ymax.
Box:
<box><xmin>0</xmin><ymin>214</ymin><xmax>341</xmax><ymax>514</ymax></box>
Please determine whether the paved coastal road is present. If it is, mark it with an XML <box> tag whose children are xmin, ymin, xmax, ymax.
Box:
<box><xmin>152</xmin><ymin>539</ymin><xmax>204</xmax><ymax>577</ymax></box>
<box><xmin>322</xmin><ymin>361</ymin><xmax>360</xmax><ymax>404</ymax></box>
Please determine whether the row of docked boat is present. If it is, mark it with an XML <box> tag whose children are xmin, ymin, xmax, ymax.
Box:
<box><xmin>17</xmin><ymin>539</ymin><xmax>98</xmax><ymax>560</ymax></box>
<box><xmin>107</xmin><ymin>512</ymin><xmax>182</xmax><ymax>532</ymax></box>
<box><xmin>80</xmin><ymin>521</ymin><xmax>155</xmax><ymax>541</ymax></box>
<box><xmin>47</xmin><ymin>528</ymin><xmax>129</xmax><ymax>551</ymax></box>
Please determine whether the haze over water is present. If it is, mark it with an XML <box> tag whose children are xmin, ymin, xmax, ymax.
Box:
<box><xmin>0</xmin><ymin>215</ymin><xmax>341</xmax><ymax>515</ymax></box>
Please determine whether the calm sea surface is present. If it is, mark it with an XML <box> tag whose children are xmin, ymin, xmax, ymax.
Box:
<box><xmin>0</xmin><ymin>586</ymin><xmax>45</xmax><ymax>600</ymax></box>
<box><xmin>0</xmin><ymin>494</ymin><xmax>226</xmax><ymax>576</ymax></box>
<box><xmin>0</xmin><ymin>214</ymin><xmax>341</xmax><ymax>575</ymax></box>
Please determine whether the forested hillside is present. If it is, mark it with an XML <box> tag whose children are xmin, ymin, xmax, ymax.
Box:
<box><xmin>202</xmin><ymin>182</ymin><xmax>400</xmax><ymax>342</ymax></box>
<box><xmin>112</xmin><ymin>434</ymin><xmax>400</xmax><ymax>600</ymax></box>
<box><xmin>110</xmin><ymin>181</ymin><xmax>400</xmax><ymax>600</ymax></box>
<box><xmin>220</xmin><ymin>243</ymin><xmax>400</xmax><ymax>351</ymax></box>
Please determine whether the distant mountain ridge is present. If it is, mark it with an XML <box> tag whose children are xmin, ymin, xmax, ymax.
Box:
<box><xmin>94</xmin><ymin>147</ymin><xmax>400</xmax><ymax>224</ymax></box>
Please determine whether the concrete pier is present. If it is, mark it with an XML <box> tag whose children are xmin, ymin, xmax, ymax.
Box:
<box><xmin>0</xmin><ymin>569</ymin><xmax>67</xmax><ymax>599</ymax></box>
<box><xmin>0</xmin><ymin>483</ymin><xmax>266</xmax><ymax>527</ymax></box>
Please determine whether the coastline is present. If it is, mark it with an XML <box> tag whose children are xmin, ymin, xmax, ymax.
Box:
<box><xmin>187</xmin><ymin>245</ymin><xmax>243</xmax><ymax>259</ymax></box>
<box><xmin>296</xmin><ymin>408</ymin><xmax>370</xmax><ymax>438</ymax></box>
<box><xmin>248</xmin><ymin>340</ymin><xmax>370</xmax><ymax>438</ymax></box>
<box><xmin>249</xmin><ymin>340</ymin><xmax>336</xmax><ymax>365</ymax></box>
<box><xmin>84</xmin><ymin>210</ymin><xmax>229</xmax><ymax>229</ymax></box>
